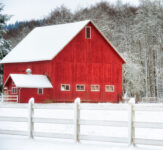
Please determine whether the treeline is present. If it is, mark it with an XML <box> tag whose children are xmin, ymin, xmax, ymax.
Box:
<box><xmin>3</xmin><ymin>0</ymin><xmax>163</xmax><ymax>99</ymax></box>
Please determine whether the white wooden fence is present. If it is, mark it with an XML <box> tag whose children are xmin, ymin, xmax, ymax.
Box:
<box><xmin>0</xmin><ymin>98</ymin><xmax>163</xmax><ymax>147</ymax></box>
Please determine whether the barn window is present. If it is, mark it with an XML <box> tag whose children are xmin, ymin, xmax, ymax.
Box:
<box><xmin>12</xmin><ymin>81</ymin><xmax>15</xmax><ymax>85</ymax></box>
<box><xmin>85</xmin><ymin>26</ymin><xmax>91</xmax><ymax>39</ymax></box>
<box><xmin>91</xmin><ymin>85</ymin><xmax>100</xmax><ymax>91</ymax></box>
<box><xmin>105</xmin><ymin>85</ymin><xmax>114</xmax><ymax>92</ymax></box>
<box><xmin>61</xmin><ymin>84</ymin><xmax>70</xmax><ymax>91</ymax></box>
<box><xmin>12</xmin><ymin>87</ymin><xmax>17</xmax><ymax>94</ymax></box>
<box><xmin>76</xmin><ymin>84</ymin><xmax>85</xmax><ymax>91</ymax></box>
<box><xmin>38</xmin><ymin>88</ymin><xmax>43</xmax><ymax>94</ymax></box>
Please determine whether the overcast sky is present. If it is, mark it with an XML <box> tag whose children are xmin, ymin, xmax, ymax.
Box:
<box><xmin>1</xmin><ymin>0</ymin><xmax>139</xmax><ymax>24</ymax></box>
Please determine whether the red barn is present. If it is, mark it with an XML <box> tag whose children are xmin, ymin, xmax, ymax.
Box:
<box><xmin>0</xmin><ymin>20</ymin><xmax>125</xmax><ymax>103</ymax></box>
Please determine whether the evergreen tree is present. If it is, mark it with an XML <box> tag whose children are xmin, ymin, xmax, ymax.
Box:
<box><xmin>0</xmin><ymin>3</ymin><xmax>11</xmax><ymax>92</ymax></box>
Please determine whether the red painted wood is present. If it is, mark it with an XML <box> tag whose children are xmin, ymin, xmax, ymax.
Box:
<box><xmin>3</xmin><ymin>22</ymin><xmax>124</xmax><ymax>103</ymax></box>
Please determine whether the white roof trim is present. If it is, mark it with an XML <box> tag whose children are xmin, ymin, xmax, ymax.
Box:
<box><xmin>4</xmin><ymin>74</ymin><xmax>53</xmax><ymax>88</ymax></box>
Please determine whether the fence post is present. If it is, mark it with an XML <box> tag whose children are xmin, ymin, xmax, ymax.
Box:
<box><xmin>28</xmin><ymin>97</ymin><xmax>34</xmax><ymax>139</ymax></box>
<box><xmin>74</xmin><ymin>98</ymin><xmax>80</xmax><ymax>143</ymax></box>
<box><xmin>1</xmin><ymin>93</ymin><xmax>3</xmax><ymax>103</ymax></box>
<box><xmin>132</xmin><ymin>105</ymin><xmax>135</xmax><ymax>146</ymax></box>
<box><xmin>128</xmin><ymin>103</ymin><xmax>133</xmax><ymax>146</ymax></box>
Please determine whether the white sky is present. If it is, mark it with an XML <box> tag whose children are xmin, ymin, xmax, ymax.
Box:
<box><xmin>1</xmin><ymin>0</ymin><xmax>139</xmax><ymax>24</ymax></box>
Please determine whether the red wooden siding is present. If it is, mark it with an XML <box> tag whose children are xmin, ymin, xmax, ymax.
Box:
<box><xmin>3</xmin><ymin>22</ymin><xmax>124</xmax><ymax>103</ymax></box>
<box><xmin>19</xmin><ymin>88</ymin><xmax>52</xmax><ymax>103</ymax></box>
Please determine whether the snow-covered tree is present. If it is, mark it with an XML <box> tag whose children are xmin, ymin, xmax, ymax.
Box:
<box><xmin>123</xmin><ymin>52</ymin><xmax>145</xmax><ymax>97</ymax></box>
<box><xmin>0</xmin><ymin>3</ymin><xmax>11</xmax><ymax>92</ymax></box>
<box><xmin>132</xmin><ymin>0</ymin><xmax>163</xmax><ymax>97</ymax></box>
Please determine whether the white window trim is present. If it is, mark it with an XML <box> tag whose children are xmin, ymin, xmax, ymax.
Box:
<box><xmin>38</xmin><ymin>88</ymin><xmax>43</xmax><ymax>95</ymax></box>
<box><xmin>91</xmin><ymin>85</ymin><xmax>100</xmax><ymax>92</ymax></box>
<box><xmin>76</xmin><ymin>84</ymin><xmax>85</xmax><ymax>91</ymax></box>
<box><xmin>85</xmin><ymin>26</ymin><xmax>91</xmax><ymax>39</ymax></box>
<box><xmin>105</xmin><ymin>85</ymin><xmax>114</xmax><ymax>92</ymax></box>
<box><xmin>61</xmin><ymin>84</ymin><xmax>70</xmax><ymax>91</ymax></box>
<box><xmin>12</xmin><ymin>87</ymin><xmax>17</xmax><ymax>94</ymax></box>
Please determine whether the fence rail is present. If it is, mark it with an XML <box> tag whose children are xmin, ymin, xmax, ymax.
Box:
<box><xmin>34</xmin><ymin>132</ymin><xmax>73</xmax><ymax>139</ymax></box>
<box><xmin>0</xmin><ymin>116</ymin><xmax>27</xmax><ymax>122</ymax></box>
<box><xmin>33</xmin><ymin>118</ymin><xmax>73</xmax><ymax>124</ymax></box>
<box><xmin>0</xmin><ymin>103</ymin><xmax>27</xmax><ymax>108</ymax></box>
<box><xmin>0</xmin><ymin>129</ymin><xmax>28</xmax><ymax>136</ymax></box>
<box><xmin>0</xmin><ymin>98</ymin><xmax>163</xmax><ymax>147</ymax></box>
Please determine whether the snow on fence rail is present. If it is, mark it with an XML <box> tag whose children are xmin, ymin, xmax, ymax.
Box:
<box><xmin>0</xmin><ymin>98</ymin><xmax>163</xmax><ymax>147</ymax></box>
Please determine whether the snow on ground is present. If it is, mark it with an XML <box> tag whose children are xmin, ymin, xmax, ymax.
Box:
<box><xmin>0</xmin><ymin>134</ymin><xmax>162</xmax><ymax>150</ymax></box>
<box><xmin>0</xmin><ymin>103</ymin><xmax>163</xmax><ymax>150</ymax></box>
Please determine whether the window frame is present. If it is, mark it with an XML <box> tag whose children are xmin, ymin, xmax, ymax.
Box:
<box><xmin>105</xmin><ymin>85</ymin><xmax>114</xmax><ymax>92</ymax></box>
<box><xmin>38</xmin><ymin>88</ymin><xmax>43</xmax><ymax>95</ymax></box>
<box><xmin>85</xmin><ymin>26</ymin><xmax>91</xmax><ymax>39</ymax></box>
<box><xmin>12</xmin><ymin>87</ymin><xmax>17</xmax><ymax>94</ymax></box>
<box><xmin>61</xmin><ymin>84</ymin><xmax>70</xmax><ymax>91</ymax></box>
<box><xmin>90</xmin><ymin>84</ymin><xmax>100</xmax><ymax>92</ymax></box>
<box><xmin>76</xmin><ymin>84</ymin><xmax>85</xmax><ymax>91</ymax></box>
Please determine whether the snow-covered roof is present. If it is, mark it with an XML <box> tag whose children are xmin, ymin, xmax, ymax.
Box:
<box><xmin>1</xmin><ymin>20</ymin><xmax>90</xmax><ymax>63</ymax></box>
<box><xmin>7</xmin><ymin>74</ymin><xmax>53</xmax><ymax>88</ymax></box>
<box><xmin>0</xmin><ymin>20</ymin><xmax>125</xmax><ymax>64</ymax></box>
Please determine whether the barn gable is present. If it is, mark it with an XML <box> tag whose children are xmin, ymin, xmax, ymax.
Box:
<box><xmin>90</xmin><ymin>22</ymin><xmax>125</xmax><ymax>64</ymax></box>
<box><xmin>53</xmin><ymin>22</ymin><xmax>125</xmax><ymax>64</ymax></box>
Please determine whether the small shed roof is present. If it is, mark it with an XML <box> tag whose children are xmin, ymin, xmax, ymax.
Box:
<box><xmin>6</xmin><ymin>74</ymin><xmax>53</xmax><ymax>88</ymax></box>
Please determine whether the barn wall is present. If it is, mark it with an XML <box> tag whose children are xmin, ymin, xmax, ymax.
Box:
<box><xmin>3</xmin><ymin>61</ymin><xmax>52</xmax><ymax>83</ymax></box>
<box><xmin>20</xmin><ymin>88</ymin><xmax>53</xmax><ymax>103</ymax></box>
<box><xmin>51</xmin><ymin>22</ymin><xmax>123</xmax><ymax>103</ymax></box>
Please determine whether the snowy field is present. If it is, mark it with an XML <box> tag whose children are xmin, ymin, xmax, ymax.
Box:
<box><xmin>1</xmin><ymin>134</ymin><xmax>163</xmax><ymax>150</ymax></box>
<box><xmin>0</xmin><ymin>134</ymin><xmax>160</xmax><ymax>150</ymax></box>
<box><xmin>0</xmin><ymin>103</ymin><xmax>163</xmax><ymax>150</ymax></box>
